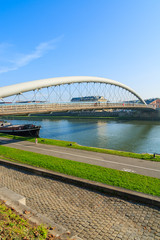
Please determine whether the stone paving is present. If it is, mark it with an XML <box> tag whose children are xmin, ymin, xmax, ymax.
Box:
<box><xmin>0</xmin><ymin>165</ymin><xmax>160</xmax><ymax>240</ymax></box>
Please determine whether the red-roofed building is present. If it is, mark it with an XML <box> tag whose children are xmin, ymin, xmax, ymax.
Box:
<box><xmin>150</xmin><ymin>98</ymin><xmax>160</xmax><ymax>109</ymax></box>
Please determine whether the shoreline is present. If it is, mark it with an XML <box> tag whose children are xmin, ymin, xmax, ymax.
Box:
<box><xmin>0</xmin><ymin>133</ymin><xmax>159</xmax><ymax>162</ymax></box>
<box><xmin>1</xmin><ymin>114</ymin><xmax>160</xmax><ymax>121</ymax></box>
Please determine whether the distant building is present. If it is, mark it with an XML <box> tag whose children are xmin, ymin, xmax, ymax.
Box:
<box><xmin>144</xmin><ymin>98</ymin><xmax>158</xmax><ymax>105</ymax></box>
<box><xmin>149</xmin><ymin>98</ymin><xmax>160</xmax><ymax>109</ymax></box>
<box><xmin>71</xmin><ymin>96</ymin><xmax>107</xmax><ymax>102</ymax></box>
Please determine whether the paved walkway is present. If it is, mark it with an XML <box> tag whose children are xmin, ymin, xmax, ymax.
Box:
<box><xmin>0</xmin><ymin>137</ymin><xmax>160</xmax><ymax>178</ymax></box>
<box><xmin>0</xmin><ymin>164</ymin><xmax>160</xmax><ymax>240</ymax></box>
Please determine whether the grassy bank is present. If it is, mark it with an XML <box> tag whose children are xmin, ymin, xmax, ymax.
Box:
<box><xmin>1</xmin><ymin>115</ymin><xmax>118</xmax><ymax>121</ymax></box>
<box><xmin>0</xmin><ymin>145</ymin><xmax>159</xmax><ymax>197</ymax></box>
<box><xmin>0</xmin><ymin>133</ymin><xmax>160</xmax><ymax>162</ymax></box>
<box><xmin>3</xmin><ymin>114</ymin><xmax>160</xmax><ymax>121</ymax></box>
<box><xmin>0</xmin><ymin>200</ymin><xmax>48</xmax><ymax>239</ymax></box>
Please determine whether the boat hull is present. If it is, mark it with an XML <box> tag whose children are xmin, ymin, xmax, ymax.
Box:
<box><xmin>0</xmin><ymin>127</ymin><xmax>41</xmax><ymax>137</ymax></box>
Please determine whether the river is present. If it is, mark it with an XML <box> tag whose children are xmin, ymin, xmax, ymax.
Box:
<box><xmin>7</xmin><ymin>118</ymin><xmax>160</xmax><ymax>154</ymax></box>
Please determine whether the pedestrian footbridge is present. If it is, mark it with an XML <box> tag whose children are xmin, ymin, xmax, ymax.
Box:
<box><xmin>0</xmin><ymin>76</ymin><xmax>155</xmax><ymax>115</ymax></box>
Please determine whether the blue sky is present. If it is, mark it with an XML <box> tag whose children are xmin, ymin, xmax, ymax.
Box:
<box><xmin>0</xmin><ymin>0</ymin><xmax>160</xmax><ymax>99</ymax></box>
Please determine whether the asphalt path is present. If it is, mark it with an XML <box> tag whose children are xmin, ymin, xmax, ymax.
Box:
<box><xmin>0</xmin><ymin>137</ymin><xmax>160</xmax><ymax>179</ymax></box>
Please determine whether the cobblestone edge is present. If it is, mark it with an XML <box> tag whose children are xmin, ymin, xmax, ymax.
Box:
<box><xmin>0</xmin><ymin>158</ymin><xmax>160</xmax><ymax>207</ymax></box>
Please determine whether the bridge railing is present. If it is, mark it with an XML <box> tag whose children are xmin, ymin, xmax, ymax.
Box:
<box><xmin>0</xmin><ymin>102</ymin><xmax>154</xmax><ymax>115</ymax></box>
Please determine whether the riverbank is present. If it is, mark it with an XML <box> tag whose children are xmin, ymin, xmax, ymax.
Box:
<box><xmin>0</xmin><ymin>133</ymin><xmax>159</xmax><ymax>162</ymax></box>
<box><xmin>2</xmin><ymin>114</ymin><xmax>160</xmax><ymax>121</ymax></box>
<box><xmin>1</xmin><ymin>115</ymin><xmax>118</xmax><ymax>121</ymax></box>
<box><xmin>2</xmin><ymin>116</ymin><xmax>160</xmax><ymax>155</ymax></box>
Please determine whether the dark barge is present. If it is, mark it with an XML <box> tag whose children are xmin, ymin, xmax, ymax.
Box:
<box><xmin>0</xmin><ymin>121</ymin><xmax>41</xmax><ymax>137</ymax></box>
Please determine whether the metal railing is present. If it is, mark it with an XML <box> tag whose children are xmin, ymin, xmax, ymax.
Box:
<box><xmin>0</xmin><ymin>102</ymin><xmax>155</xmax><ymax>116</ymax></box>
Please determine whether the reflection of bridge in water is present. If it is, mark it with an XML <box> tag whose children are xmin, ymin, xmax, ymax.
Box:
<box><xmin>0</xmin><ymin>76</ymin><xmax>155</xmax><ymax>115</ymax></box>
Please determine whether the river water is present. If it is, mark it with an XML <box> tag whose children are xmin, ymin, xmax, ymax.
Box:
<box><xmin>7</xmin><ymin>119</ymin><xmax>160</xmax><ymax>154</ymax></box>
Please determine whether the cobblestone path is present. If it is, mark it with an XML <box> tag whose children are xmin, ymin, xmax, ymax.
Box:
<box><xmin>0</xmin><ymin>165</ymin><xmax>160</xmax><ymax>240</ymax></box>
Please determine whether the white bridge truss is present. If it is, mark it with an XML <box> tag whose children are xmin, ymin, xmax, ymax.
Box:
<box><xmin>0</xmin><ymin>76</ymin><xmax>146</xmax><ymax>105</ymax></box>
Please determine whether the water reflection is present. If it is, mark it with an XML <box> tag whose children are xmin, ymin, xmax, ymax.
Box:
<box><xmin>104</xmin><ymin>122</ymin><xmax>153</xmax><ymax>153</ymax></box>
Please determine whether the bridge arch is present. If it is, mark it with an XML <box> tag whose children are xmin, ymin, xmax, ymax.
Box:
<box><xmin>0</xmin><ymin>76</ymin><xmax>145</xmax><ymax>104</ymax></box>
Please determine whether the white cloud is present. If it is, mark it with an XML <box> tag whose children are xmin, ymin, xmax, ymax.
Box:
<box><xmin>0</xmin><ymin>37</ymin><xmax>62</xmax><ymax>74</ymax></box>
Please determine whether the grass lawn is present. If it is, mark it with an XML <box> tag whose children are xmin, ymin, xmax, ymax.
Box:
<box><xmin>0</xmin><ymin>144</ymin><xmax>159</xmax><ymax>197</ymax></box>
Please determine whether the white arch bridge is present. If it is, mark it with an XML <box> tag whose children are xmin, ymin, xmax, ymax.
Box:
<box><xmin>0</xmin><ymin>76</ymin><xmax>155</xmax><ymax>115</ymax></box>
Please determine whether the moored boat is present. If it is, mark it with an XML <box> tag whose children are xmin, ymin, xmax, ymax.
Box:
<box><xmin>0</xmin><ymin>121</ymin><xmax>41</xmax><ymax>137</ymax></box>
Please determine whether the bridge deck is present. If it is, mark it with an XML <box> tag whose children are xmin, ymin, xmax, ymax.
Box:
<box><xmin>0</xmin><ymin>103</ymin><xmax>155</xmax><ymax>116</ymax></box>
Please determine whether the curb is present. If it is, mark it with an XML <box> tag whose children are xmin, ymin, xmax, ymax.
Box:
<box><xmin>0</xmin><ymin>158</ymin><xmax>160</xmax><ymax>207</ymax></box>
<box><xmin>0</xmin><ymin>187</ymin><xmax>82</xmax><ymax>240</ymax></box>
